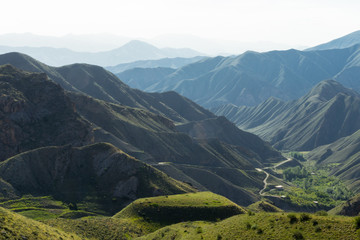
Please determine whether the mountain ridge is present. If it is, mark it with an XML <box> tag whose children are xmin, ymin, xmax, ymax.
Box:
<box><xmin>307</xmin><ymin>30</ymin><xmax>360</xmax><ymax>51</ymax></box>
<box><xmin>0</xmin><ymin>40</ymin><xmax>204</xmax><ymax>66</ymax></box>
<box><xmin>118</xmin><ymin>44</ymin><xmax>360</xmax><ymax>108</ymax></box>
<box><xmin>214</xmin><ymin>80</ymin><xmax>360</xmax><ymax>150</ymax></box>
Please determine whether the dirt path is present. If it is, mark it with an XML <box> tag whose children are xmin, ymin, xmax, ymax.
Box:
<box><xmin>259</xmin><ymin>170</ymin><xmax>270</xmax><ymax>196</ymax></box>
<box><xmin>258</xmin><ymin>157</ymin><xmax>292</xmax><ymax>196</ymax></box>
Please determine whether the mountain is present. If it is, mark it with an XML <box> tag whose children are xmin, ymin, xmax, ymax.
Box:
<box><xmin>0</xmin><ymin>52</ymin><xmax>213</xmax><ymax>123</ymax></box>
<box><xmin>176</xmin><ymin>116</ymin><xmax>280</xmax><ymax>161</ymax></box>
<box><xmin>0</xmin><ymin>64</ymin><xmax>93</xmax><ymax>161</ymax></box>
<box><xmin>0</xmin><ymin>60</ymin><xmax>284</xmax><ymax>206</ymax></box>
<box><xmin>69</xmin><ymin>93</ymin><xmax>278</xmax><ymax>205</ymax></box>
<box><xmin>117</xmin><ymin>44</ymin><xmax>360</xmax><ymax>108</ymax></box>
<box><xmin>0</xmin><ymin>143</ymin><xmax>194</xmax><ymax>214</ymax></box>
<box><xmin>106</xmin><ymin>56</ymin><xmax>205</xmax><ymax>74</ymax></box>
<box><xmin>0</xmin><ymin>40</ymin><xmax>203</xmax><ymax>67</ymax></box>
<box><xmin>116</xmin><ymin>67</ymin><xmax>177</xmax><ymax>90</ymax></box>
<box><xmin>307</xmin><ymin>30</ymin><xmax>360</xmax><ymax>51</ymax></box>
<box><xmin>307</xmin><ymin>129</ymin><xmax>360</xmax><ymax>192</ymax></box>
<box><xmin>214</xmin><ymin>80</ymin><xmax>360</xmax><ymax>151</ymax></box>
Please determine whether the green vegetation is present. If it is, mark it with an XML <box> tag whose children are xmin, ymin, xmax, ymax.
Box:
<box><xmin>0</xmin><ymin>207</ymin><xmax>82</xmax><ymax>239</ymax></box>
<box><xmin>247</xmin><ymin>200</ymin><xmax>283</xmax><ymax>213</ymax></box>
<box><xmin>44</xmin><ymin>216</ymin><xmax>157</xmax><ymax>240</ymax></box>
<box><xmin>277</xmin><ymin>166</ymin><xmax>353</xmax><ymax>208</ymax></box>
<box><xmin>0</xmin><ymin>195</ymin><xmax>103</xmax><ymax>221</ymax></box>
<box><xmin>283</xmin><ymin>166</ymin><xmax>309</xmax><ymax>181</ymax></box>
<box><xmin>289</xmin><ymin>152</ymin><xmax>306</xmax><ymax>161</ymax></box>
<box><xmin>354</xmin><ymin>216</ymin><xmax>360</xmax><ymax>229</ymax></box>
<box><xmin>137</xmin><ymin>212</ymin><xmax>359</xmax><ymax>240</ymax></box>
<box><xmin>114</xmin><ymin>192</ymin><xmax>245</xmax><ymax>224</ymax></box>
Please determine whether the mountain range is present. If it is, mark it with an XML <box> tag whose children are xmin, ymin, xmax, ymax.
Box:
<box><xmin>117</xmin><ymin>44</ymin><xmax>360</xmax><ymax>108</ymax></box>
<box><xmin>105</xmin><ymin>56</ymin><xmax>205</xmax><ymax>74</ymax></box>
<box><xmin>213</xmin><ymin>80</ymin><xmax>360</xmax><ymax>151</ymax></box>
<box><xmin>1</xmin><ymin>31</ymin><xmax>360</xmax><ymax>239</ymax></box>
<box><xmin>0</xmin><ymin>56</ymin><xmax>284</xmax><ymax>207</ymax></box>
<box><xmin>0</xmin><ymin>40</ymin><xmax>203</xmax><ymax>67</ymax></box>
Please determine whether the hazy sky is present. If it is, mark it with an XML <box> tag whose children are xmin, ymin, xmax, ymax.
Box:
<box><xmin>2</xmin><ymin>0</ymin><xmax>360</xmax><ymax>50</ymax></box>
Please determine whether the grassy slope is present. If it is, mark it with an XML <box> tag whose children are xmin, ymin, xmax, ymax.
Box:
<box><xmin>138</xmin><ymin>212</ymin><xmax>359</xmax><ymax>240</ymax></box>
<box><xmin>247</xmin><ymin>200</ymin><xmax>283</xmax><ymax>213</ymax></box>
<box><xmin>0</xmin><ymin>207</ymin><xmax>83</xmax><ymax>240</ymax></box>
<box><xmin>43</xmin><ymin>192</ymin><xmax>245</xmax><ymax>240</ymax></box>
<box><xmin>329</xmin><ymin>193</ymin><xmax>360</xmax><ymax>216</ymax></box>
<box><xmin>44</xmin><ymin>217</ymin><xmax>157</xmax><ymax>240</ymax></box>
<box><xmin>114</xmin><ymin>192</ymin><xmax>245</xmax><ymax>224</ymax></box>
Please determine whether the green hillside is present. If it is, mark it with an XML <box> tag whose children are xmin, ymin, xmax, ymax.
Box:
<box><xmin>138</xmin><ymin>212</ymin><xmax>359</xmax><ymax>240</ymax></box>
<box><xmin>0</xmin><ymin>206</ymin><xmax>83</xmax><ymax>240</ymax></box>
<box><xmin>114</xmin><ymin>192</ymin><xmax>245</xmax><ymax>224</ymax></box>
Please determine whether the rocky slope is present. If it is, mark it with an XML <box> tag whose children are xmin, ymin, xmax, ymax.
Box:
<box><xmin>0</xmin><ymin>143</ymin><xmax>194</xmax><ymax>214</ymax></box>
<box><xmin>0</xmin><ymin>64</ymin><xmax>93</xmax><ymax>161</ymax></box>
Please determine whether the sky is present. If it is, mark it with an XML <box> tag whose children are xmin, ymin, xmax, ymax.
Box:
<box><xmin>2</xmin><ymin>0</ymin><xmax>360</xmax><ymax>53</ymax></box>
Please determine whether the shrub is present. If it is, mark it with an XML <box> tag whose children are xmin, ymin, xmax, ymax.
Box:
<box><xmin>354</xmin><ymin>216</ymin><xmax>360</xmax><ymax>229</ymax></box>
<box><xmin>315</xmin><ymin>226</ymin><xmax>321</xmax><ymax>232</ymax></box>
<box><xmin>257</xmin><ymin>228</ymin><xmax>263</xmax><ymax>234</ymax></box>
<box><xmin>288</xmin><ymin>213</ymin><xmax>298</xmax><ymax>224</ymax></box>
<box><xmin>292</xmin><ymin>230</ymin><xmax>304</xmax><ymax>240</ymax></box>
<box><xmin>300</xmin><ymin>213</ymin><xmax>311</xmax><ymax>222</ymax></box>
<box><xmin>196</xmin><ymin>227</ymin><xmax>203</xmax><ymax>234</ymax></box>
<box><xmin>315</xmin><ymin>210</ymin><xmax>328</xmax><ymax>216</ymax></box>
<box><xmin>245</xmin><ymin>222</ymin><xmax>251</xmax><ymax>230</ymax></box>
<box><xmin>312</xmin><ymin>220</ymin><xmax>318</xmax><ymax>226</ymax></box>
<box><xmin>247</xmin><ymin>210</ymin><xmax>255</xmax><ymax>216</ymax></box>
<box><xmin>217</xmin><ymin>234</ymin><xmax>222</xmax><ymax>240</ymax></box>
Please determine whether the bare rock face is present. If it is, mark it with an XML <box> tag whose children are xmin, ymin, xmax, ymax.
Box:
<box><xmin>0</xmin><ymin>65</ymin><xmax>94</xmax><ymax>161</ymax></box>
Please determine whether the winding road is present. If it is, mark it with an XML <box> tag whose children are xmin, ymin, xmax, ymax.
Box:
<box><xmin>257</xmin><ymin>157</ymin><xmax>292</xmax><ymax>196</ymax></box>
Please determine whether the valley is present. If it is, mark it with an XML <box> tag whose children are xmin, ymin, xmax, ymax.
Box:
<box><xmin>1</xmin><ymin>29</ymin><xmax>360</xmax><ymax>239</ymax></box>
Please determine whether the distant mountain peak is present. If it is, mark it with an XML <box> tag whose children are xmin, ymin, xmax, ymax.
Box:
<box><xmin>121</xmin><ymin>40</ymin><xmax>158</xmax><ymax>49</ymax></box>
<box><xmin>305</xmin><ymin>79</ymin><xmax>359</xmax><ymax>102</ymax></box>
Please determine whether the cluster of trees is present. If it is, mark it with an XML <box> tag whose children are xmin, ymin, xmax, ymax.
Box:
<box><xmin>283</xmin><ymin>166</ymin><xmax>309</xmax><ymax>181</ymax></box>
<box><xmin>290</xmin><ymin>152</ymin><xmax>305</xmax><ymax>161</ymax></box>
<box><xmin>283</xmin><ymin>166</ymin><xmax>353</xmax><ymax>205</ymax></box>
